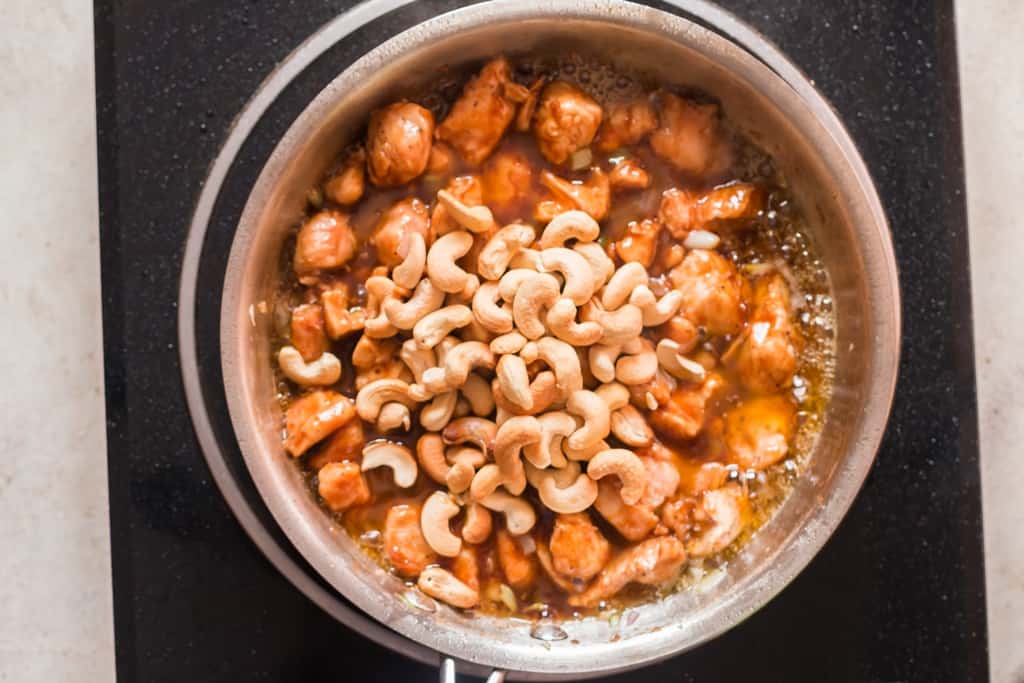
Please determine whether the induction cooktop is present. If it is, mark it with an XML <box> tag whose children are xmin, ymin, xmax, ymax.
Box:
<box><xmin>95</xmin><ymin>1</ymin><xmax>987</xmax><ymax>681</ymax></box>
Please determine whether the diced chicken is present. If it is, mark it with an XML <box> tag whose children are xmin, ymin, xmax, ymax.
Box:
<box><xmin>370</xmin><ymin>197</ymin><xmax>430</xmax><ymax>267</ymax></box>
<box><xmin>655</xmin><ymin>315</ymin><xmax>699</xmax><ymax>353</ymax></box>
<box><xmin>608</xmin><ymin>158</ymin><xmax>651</xmax><ymax>190</ymax></box>
<box><xmin>676</xmin><ymin>459</ymin><xmax>729</xmax><ymax>496</ymax></box>
<box><xmin>725</xmin><ymin>395</ymin><xmax>796</xmax><ymax>470</ymax></box>
<box><xmin>321</xmin><ymin>285</ymin><xmax>366</xmax><ymax>340</ymax></box>
<box><xmin>324</xmin><ymin>146</ymin><xmax>366</xmax><ymax>205</ymax></box>
<box><xmin>532</xmin><ymin>81</ymin><xmax>603</xmax><ymax>165</ymax></box>
<box><xmin>596</xmin><ymin>98</ymin><xmax>658</xmax><ymax>151</ymax></box>
<box><xmin>436</xmin><ymin>57</ymin><xmax>518</xmax><ymax>165</ymax></box>
<box><xmin>283</xmin><ymin>390</ymin><xmax>356</xmax><ymax>456</ymax></box>
<box><xmin>685</xmin><ymin>484</ymin><xmax>747</xmax><ymax>558</ymax></box>
<box><xmin>539</xmin><ymin>168</ymin><xmax>610</xmax><ymax>221</ymax></box>
<box><xmin>431</xmin><ymin>175</ymin><xmax>484</xmax><ymax>237</ymax></box>
<box><xmin>366</xmin><ymin>101</ymin><xmax>434</xmax><ymax>187</ymax></box>
<box><xmin>658</xmin><ymin>496</ymin><xmax>695</xmax><ymax>537</ymax></box>
<box><xmin>535</xmin><ymin>541</ymin><xmax>580</xmax><ymax>593</ymax></box>
<box><xmin>496</xmin><ymin>528</ymin><xmax>537</xmax><ymax>590</ymax></box>
<box><xmin>307</xmin><ymin>419</ymin><xmax>365</xmax><ymax>470</ymax></box>
<box><xmin>636</xmin><ymin>456</ymin><xmax>680</xmax><ymax>508</ymax></box>
<box><xmin>352</xmin><ymin>335</ymin><xmax>406</xmax><ymax>389</ymax></box>
<box><xmin>658</xmin><ymin>188</ymin><xmax>699</xmax><ymax>240</ymax></box>
<box><xmin>659</xmin><ymin>183</ymin><xmax>763</xmax><ymax>238</ymax></box>
<box><xmin>451</xmin><ymin>546</ymin><xmax>481</xmax><ymax>592</ymax></box>
<box><xmin>569</xmin><ymin>536</ymin><xmax>687</xmax><ymax>607</ymax></box>
<box><xmin>482</xmin><ymin>149</ymin><xmax>533</xmax><ymax>210</ymax></box>
<box><xmin>290</xmin><ymin>303</ymin><xmax>328</xmax><ymax>362</ymax></box>
<box><xmin>628</xmin><ymin>368</ymin><xmax>676</xmax><ymax>412</ymax></box>
<box><xmin>293</xmin><ymin>210</ymin><xmax>357</xmax><ymax>284</ymax></box>
<box><xmin>427</xmin><ymin>141</ymin><xmax>454</xmax><ymax>175</ymax></box>
<box><xmin>549</xmin><ymin>513</ymin><xmax>611</xmax><ymax>581</ymax></box>
<box><xmin>384</xmin><ymin>504</ymin><xmax>437</xmax><ymax>577</ymax></box>
<box><xmin>668</xmin><ymin>249</ymin><xmax>748</xmax><ymax>336</ymax></box>
<box><xmin>732</xmin><ymin>273</ymin><xmax>802</xmax><ymax>394</ymax></box>
<box><xmin>317</xmin><ymin>461</ymin><xmax>371</xmax><ymax>512</ymax></box>
<box><xmin>533</xmin><ymin>196</ymin><xmax>576</xmax><ymax>223</ymax></box>
<box><xmin>647</xmin><ymin>373</ymin><xmax>724</xmax><ymax>442</ymax></box>
<box><xmin>649</xmin><ymin>93</ymin><xmax>732</xmax><ymax>177</ymax></box>
<box><xmin>612</xmin><ymin>218</ymin><xmax>660</xmax><ymax>268</ymax></box>
<box><xmin>593</xmin><ymin>479</ymin><xmax>659</xmax><ymax>542</ymax></box>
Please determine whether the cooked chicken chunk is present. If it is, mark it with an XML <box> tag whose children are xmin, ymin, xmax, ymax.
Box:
<box><xmin>496</xmin><ymin>528</ymin><xmax>537</xmax><ymax>590</ymax></box>
<box><xmin>539</xmin><ymin>168</ymin><xmax>610</xmax><ymax>220</ymax></box>
<box><xmin>636</xmin><ymin>456</ymin><xmax>680</xmax><ymax>508</ymax></box>
<box><xmin>307</xmin><ymin>419</ymin><xmax>365</xmax><ymax>470</ymax></box>
<box><xmin>352</xmin><ymin>335</ymin><xmax>406</xmax><ymax>389</ymax></box>
<box><xmin>686</xmin><ymin>484</ymin><xmax>747</xmax><ymax>557</ymax></box>
<box><xmin>659</xmin><ymin>183</ymin><xmax>763</xmax><ymax>238</ymax></box>
<box><xmin>283</xmin><ymin>390</ymin><xmax>356</xmax><ymax>456</ymax></box>
<box><xmin>596</xmin><ymin>98</ymin><xmax>658</xmax><ymax>151</ymax></box>
<box><xmin>436</xmin><ymin>57</ymin><xmax>518</xmax><ymax>165</ymax></box>
<box><xmin>482</xmin><ymin>149</ymin><xmax>533</xmax><ymax>211</ymax></box>
<box><xmin>669</xmin><ymin>249</ymin><xmax>748</xmax><ymax>336</ymax></box>
<box><xmin>324</xmin><ymin>147</ymin><xmax>366</xmax><ymax>205</ymax></box>
<box><xmin>532</xmin><ymin>81</ymin><xmax>603</xmax><ymax>165</ymax></box>
<box><xmin>293</xmin><ymin>210</ymin><xmax>357</xmax><ymax>284</ymax></box>
<box><xmin>370</xmin><ymin>197</ymin><xmax>430</xmax><ymax>267</ymax></box>
<box><xmin>431</xmin><ymin>175</ymin><xmax>484</xmax><ymax>237</ymax></box>
<box><xmin>290</xmin><ymin>303</ymin><xmax>328</xmax><ymax>362</ymax></box>
<box><xmin>549</xmin><ymin>513</ymin><xmax>611</xmax><ymax>581</ymax></box>
<box><xmin>366</xmin><ymin>101</ymin><xmax>434</xmax><ymax>187</ymax></box>
<box><xmin>384</xmin><ymin>503</ymin><xmax>437</xmax><ymax>577</ymax></box>
<box><xmin>608</xmin><ymin>158</ymin><xmax>651</xmax><ymax>190</ymax></box>
<box><xmin>725</xmin><ymin>395</ymin><xmax>795</xmax><ymax>471</ymax></box>
<box><xmin>317</xmin><ymin>461</ymin><xmax>371</xmax><ymax>512</ymax></box>
<box><xmin>452</xmin><ymin>546</ymin><xmax>481</xmax><ymax>592</ymax></box>
<box><xmin>569</xmin><ymin>536</ymin><xmax>687</xmax><ymax>607</ymax></box>
<box><xmin>612</xmin><ymin>218</ymin><xmax>661</xmax><ymax>268</ymax></box>
<box><xmin>649</xmin><ymin>92</ymin><xmax>732</xmax><ymax>177</ymax></box>
<box><xmin>655</xmin><ymin>315</ymin><xmax>700</xmax><ymax>353</ymax></box>
<box><xmin>321</xmin><ymin>284</ymin><xmax>366</xmax><ymax>340</ymax></box>
<box><xmin>593</xmin><ymin>479</ymin><xmax>659</xmax><ymax>542</ymax></box>
<box><xmin>676</xmin><ymin>459</ymin><xmax>729</xmax><ymax>496</ymax></box>
<box><xmin>647</xmin><ymin>373</ymin><xmax>724</xmax><ymax>442</ymax></box>
<box><xmin>733</xmin><ymin>273</ymin><xmax>802</xmax><ymax>394</ymax></box>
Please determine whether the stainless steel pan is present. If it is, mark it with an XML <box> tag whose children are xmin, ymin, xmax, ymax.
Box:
<box><xmin>215</xmin><ymin>1</ymin><xmax>900</xmax><ymax>678</ymax></box>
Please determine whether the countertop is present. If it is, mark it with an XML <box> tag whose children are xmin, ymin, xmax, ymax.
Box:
<box><xmin>0</xmin><ymin>0</ymin><xmax>1020</xmax><ymax>680</ymax></box>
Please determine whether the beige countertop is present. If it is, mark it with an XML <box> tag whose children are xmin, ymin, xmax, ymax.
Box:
<box><xmin>0</xmin><ymin>0</ymin><xmax>1019</xmax><ymax>680</ymax></box>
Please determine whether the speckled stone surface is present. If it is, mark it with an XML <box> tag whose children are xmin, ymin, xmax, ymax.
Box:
<box><xmin>93</xmin><ymin>1</ymin><xmax>988</xmax><ymax>682</ymax></box>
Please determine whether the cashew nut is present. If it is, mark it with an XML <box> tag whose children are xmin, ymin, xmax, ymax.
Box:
<box><xmin>417</xmin><ymin>367</ymin><xmax>450</xmax><ymax>396</ymax></box>
<box><xmin>564</xmin><ymin>438</ymin><xmax>610</xmax><ymax>462</ymax></box>
<box><xmin>546</xmin><ymin>298</ymin><xmax>602</xmax><ymax>346</ymax></box>
<box><xmin>656</xmin><ymin>338</ymin><xmax>708</xmax><ymax>382</ymax></box>
<box><xmin>420</xmin><ymin>491</ymin><xmax>462</xmax><ymax>557</ymax></box>
<box><xmin>417</xmin><ymin>566</ymin><xmax>479</xmax><ymax>609</ymax></box>
<box><xmin>413</xmin><ymin>305</ymin><xmax>473</xmax><ymax>349</ymax></box>
<box><xmin>507</xmin><ymin>247</ymin><xmax>543</xmax><ymax>271</ymax></box>
<box><xmin>632</xmin><ymin>286</ymin><xmax>684</xmax><ymax>326</ymax></box>
<box><xmin>476</xmin><ymin>223</ymin><xmax>536</xmax><ymax>280</ymax></box>
<box><xmin>602</xmin><ymin>262</ymin><xmax>649</xmax><ymax>309</ymax></box>
<box><xmin>416</xmin><ymin>433</ymin><xmax>449</xmax><ymax>485</ymax></box>
<box><xmin>524</xmin><ymin>410</ymin><xmax>577</xmax><ymax>469</ymax></box>
<box><xmin>445</xmin><ymin>461</ymin><xmax>475</xmax><ymax>493</ymax></box>
<box><xmin>460</xmin><ymin>372</ymin><xmax>495</xmax><ymax>417</ymax></box>
<box><xmin>586</xmin><ymin>301</ymin><xmax>644</xmax><ymax>345</ymax></box>
<box><xmin>443</xmin><ymin>341</ymin><xmax>496</xmax><ymax>388</ymax></box>
<box><xmin>392</xmin><ymin>230</ymin><xmax>426</xmax><ymax>289</ymax></box>
<box><xmin>537</xmin><ymin>337</ymin><xmax>584</xmax><ymax>400</ymax></box>
<box><xmin>540</xmin><ymin>210</ymin><xmax>600</xmax><ymax>248</ymax></box>
<box><xmin>494</xmin><ymin>416</ymin><xmax>542</xmax><ymax>485</ymax></box>
<box><xmin>479</xmin><ymin>491</ymin><xmax>537</xmax><ymax>535</ymax></box>
<box><xmin>377</xmin><ymin>402</ymin><xmax>411</xmax><ymax>432</ymax></box>
<box><xmin>519</xmin><ymin>340</ymin><xmax>539</xmax><ymax>364</ymax></box>
<box><xmin>442</xmin><ymin>417</ymin><xmax>497</xmax><ymax>456</ymax></box>
<box><xmin>355</xmin><ymin>378</ymin><xmax>417</xmax><ymax>421</ymax></box>
<box><xmin>610</xmin><ymin>404</ymin><xmax>654</xmax><ymax>447</ymax></box>
<box><xmin>541</xmin><ymin>247</ymin><xmax>596</xmax><ymax>305</ymax></box>
<box><xmin>587</xmin><ymin>448</ymin><xmax>647</xmax><ymax>505</ymax></box>
<box><xmin>446</xmin><ymin>446</ymin><xmax>486</xmax><ymax>469</ymax></box>
<box><xmin>461</xmin><ymin>503</ymin><xmax>493</xmax><ymax>544</ymax></box>
<box><xmin>437</xmin><ymin>189</ymin><xmax>496</xmax><ymax>234</ymax></box>
<box><xmin>492</xmin><ymin>371</ymin><xmax>558</xmax><ymax>417</ymax></box>
<box><xmin>615</xmin><ymin>339</ymin><xmax>658</xmax><ymax>385</ymax></box>
<box><xmin>588</xmin><ymin>344</ymin><xmax>621</xmax><ymax>384</ymax></box>
<box><xmin>420</xmin><ymin>390</ymin><xmax>457</xmax><ymax>431</ymax></box>
<box><xmin>512</xmin><ymin>272</ymin><xmax>560</xmax><ymax>339</ymax></box>
<box><xmin>360</xmin><ymin>441</ymin><xmax>418</xmax><ymax>488</ymax></box>
<box><xmin>594</xmin><ymin>381</ymin><xmax>630</xmax><ymax>411</ymax></box>
<box><xmin>566</xmin><ymin>390</ymin><xmax>611</xmax><ymax>452</ymax></box>
<box><xmin>278</xmin><ymin>346</ymin><xmax>341</xmax><ymax>386</ymax></box>
<box><xmin>573</xmin><ymin>242</ymin><xmax>616</xmax><ymax>287</ymax></box>
<box><xmin>533</xmin><ymin>465</ymin><xmax>599</xmax><ymax>514</ymax></box>
<box><xmin>471</xmin><ymin>281</ymin><xmax>513</xmax><ymax>334</ymax></box>
<box><xmin>400</xmin><ymin>339</ymin><xmax>435</xmax><ymax>383</ymax></box>
<box><xmin>470</xmin><ymin>462</ymin><xmax>526</xmax><ymax>498</ymax></box>
<box><xmin>498</xmin><ymin>268</ymin><xmax>539</xmax><ymax>302</ymax></box>
<box><xmin>384</xmin><ymin>277</ymin><xmax>446</xmax><ymax>330</ymax></box>
<box><xmin>426</xmin><ymin>230</ymin><xmax>474</xmax><ymax>293</ymax></box>
<box><xmin>490</xmin><ymin>330</ymin><xmax>528</xmax><ymax>355</ymax></box>
<box><xmin>496</xmin><ymin>354</ymin><xmax>532</xmax><ymax>411</ymax></box>
<box><xmin>364</xmin><ymin>275</ymin><xmax>402</xmax><ymax>338</ymax></box>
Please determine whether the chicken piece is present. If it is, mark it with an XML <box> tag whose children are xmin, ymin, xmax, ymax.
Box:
<box><xmin>307</xmin><ymin>419</ymin><xmax>365</xmax><ymax>470</ymax></box>
<box><xmin>668</xmin><ymin>249</ymin><xmax>748</xmax><ymax>336</ymax></box>
<box><xmin>384</xmin><ymin>503</ymin><xmax>438</xmax><ymax>577</ymax></box>
<box><xmin>686</xmin><ymin>483</ymin><xmax>747</xmax><ymax>558</ymax></box>
<box><xmin>658</xmin><ymin>496</ymin><xmax>695</xmax><ymax>537</ymax></box>
<box><xmin>324</xmin><ymin>147</ymin><xmax>366</xmax><ymax>205</ymax></box>
<box><xmin>535</xmin><ymin>541</ymin><xmax>580</xmax><ymax>593</ymax></box>
<box><xmin>636</xmin><ymin>456</ymin><xmax>680</xmax><ymax>509</ymax></box>
<box><xmin>659</xmin><ymin>183</ymin><xmax>763</xmax><ymax>238</ymax></box>
<box><xmin>628</xmin><ymin>368</ymin><xmax>676</xmax><ymax>412</ymax></box>
<box><xmin>366</xmin><ymin>101</ymin><xmax>434</xmax><ymax>187</ymax></box>
<box><xmin>676</xmin><ymin>459</ymin><xmax>729</xmax><ymax>496</ymax></box>
<box><xmin>612</xmin><ymin>218</ymin><xmax>660</xmax><ymax>268</ymax></box>
<box><xmin>724</xmin><ymin>395</ymin><xmax>796</xmax><ymax>471</ymax></box>
<box><xmin>427</xmin><ymin>141</ymin><xmax>454</xmax><ymax>175</ymax></box>
<box><xmin>655</xmin><ymin>315</ymin><xmax>699</xmax><ymax>353</ymax></box>
<box><xmin>452</xmin><ymin>546</ymin><xmax>481</xmax><ymax>592</ymax></box>
<box><xmin>569</xmin><ymin>536</ymin><xmax>687</xmax><ymax>607</ymax></box>
<box><xmin>293</xmin><ymin>210</ymin><xmax>357</xmax><ymax>284</ymax></box>
<box><xmin>284</xmin><ymin>390</ymin><xmax>356</xmax><ymax>456</ymax></box>
<box><xmin>608</xmin><ymin>158</ymin><xmax>651</xmax><ymax>191</ymax></box>
<box><xmin>539</xmin><ymin>168</ymin><xmax>610</xmax><ymax>221</ymax></box>
<box><xmin>593</xmin><ymin>479</ymin><xmax>659</xmax><ymax>542</ymax></box>
<box><xmin>317</xmin><ymin>461</ymin><xmax>371</xmax><ymax>512</ymax></box>
<box><xmin>321</xmin><ymin>286</ymin><xmax>366</xmax><ymax>340</ymax></box>
<box><xmin>514</xmin><ymin>78</ymin><xmax>545</xmax><ymax>132</ymax></box>
<box><xmin>496</xmin><ymin>528</ymin><xmax>537</xmax><ymax>590</ymax></box>
<box><xmin>533</xmin><ymin>196</ymin><xmax>576</xmax><ymax>223</ymax></box>
<box><xmin>595</xmin><ymin>98</ymin><xmax>658</xmax><ymax>151</ymax></box>
<box><xmin>549</xmin><ymin>513</ymin><xmax>611</xmax><ymax>581</ymax></box>
<box><xmin>482</xmin><ymin>149</ymin><xmax>533</xmax><ymax>210</ymax></box>
<box><xmin>352</xmin><ymin>335</ymin><xmax>406</xmax><ymax>389</ymax></box>
<box><xmin>431</xmin><ymin>175</ymin><xmax>484</xmax><ymax>237</ymax></box>
<box><xmin>647</xmin><ymin>373</ymin><xmax>724</xmax><ymax>442</ymax></box>
<box><xmin>436</xmin><ymin>57</ymin><xmax>518</xmax><ymax>165</ymax></box>
<box><xmin>370</xmin><ymin>197</ymin><xmax>430</xmax><ymax>267</ymax></box>
<box><xmin>649</xmin><ymin>93</ymin><xmax>732</xmax><ymax>177</ymax></box>
<box><xmin>733</xmin><ymin>273</ymin><xmax>802</xmax><ymax>394</ymax></box>
<box><xmin>532</xmin><ymin>81</ymin><xmax>603</xmax><ymax>165</ymax></box>
<box><xmin>289</xmin><ymin>303</ymin><xmax>328</xmax><ymax>362</ymax></box>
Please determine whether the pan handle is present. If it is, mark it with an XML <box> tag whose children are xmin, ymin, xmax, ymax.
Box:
<box><xmin>440</xmin><ymin>656</ymin><xmax>506</xmax><ymax>683</ymax></box>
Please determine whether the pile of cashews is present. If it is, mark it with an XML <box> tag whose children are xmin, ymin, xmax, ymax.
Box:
<box><xmin>278</xmin><ymin>190</ymin><xmax>709</xmax><ymax>608</ymax></box>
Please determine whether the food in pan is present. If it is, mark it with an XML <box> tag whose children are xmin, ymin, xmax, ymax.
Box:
<box><xmin>271</xmin><ymin>54</ymin><xmax>834</xmax><ymax>619</ymax></box>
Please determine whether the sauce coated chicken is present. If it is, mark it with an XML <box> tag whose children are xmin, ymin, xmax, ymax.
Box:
<box><xmin>273</xmin><ymin>54</ymin><xmax>834</xmax><ymax>619</ymax></box>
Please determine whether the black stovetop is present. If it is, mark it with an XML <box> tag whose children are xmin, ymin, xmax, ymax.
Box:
<box><xmin>95</xmin><ymin>1</ymin><xmax>987</xmax><ymax>681</ymax></box>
